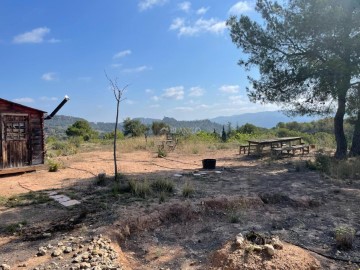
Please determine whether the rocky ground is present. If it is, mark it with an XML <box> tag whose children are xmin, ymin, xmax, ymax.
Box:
<box><xmin>0</xmin><ymin>149</ymin><xmax>359</xmax><ymax>269</ymax></box>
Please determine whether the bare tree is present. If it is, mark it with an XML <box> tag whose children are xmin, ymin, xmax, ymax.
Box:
<box><xmin>105</xmin><ymin>72</ymin><xmax>127</xmax><ymax>181</ymax></box>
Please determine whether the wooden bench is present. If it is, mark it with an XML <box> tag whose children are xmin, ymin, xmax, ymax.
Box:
<box><xmin>239</xmin><ymin>145</ymin><xmax>248</xmax><ymax>154</ymax></box>
<box><xmin>271</xmin><ymin>144</ymin><xmax>310</xmax><ymax>158</ymax></box>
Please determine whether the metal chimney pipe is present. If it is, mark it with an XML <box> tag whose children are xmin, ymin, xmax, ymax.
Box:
<box><xmin>45</xmin><ymin>95</ymin><xmax>70</xmax><ymax>120</ymax></box>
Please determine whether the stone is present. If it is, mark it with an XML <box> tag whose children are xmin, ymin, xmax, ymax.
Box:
<box><xmin>356</xmin><ymin>231</ymin><xmax>360</xmax><ymax>237</ymax></box>
<box><xmin>52</xmin><ymin>249</ymin><xmax>63</xmax><ymax>257</ymax></box>
<box><xmin>79</xmin><ymin>262</ymin><xmax>91</xmax><ymax>269</ymax></box>
<box><xmin>64</xmin><ymin>246</ymin><xmax>73</xmax><ymax>253</ymax></box>
<box><xmin>37</xmin><ymin>246</ymin><xmax>47</xmax><ymax>256</ymax></box>
<box><xmin>235</xmin><ymin>233</ymin><xmax>245</xmax><ymax>247</ymax></box>
<box><xmin>42</xmin><ymin>232</ymin><xmax>52</xmax><ymax>238</ymax></box>
<box><xmin>1</xmin><ymin>264</ymin><xmax>11</xmax><ymax>270</ymax></box>
<box><xmin>271</xmin><ymin>236</ymin><xmax>283</xmax><ymax>250</ymax></box>
<box><xmin>264</xmin><ymin>244</ymin><xmax>275</xmax><ymax>256</ymax></box>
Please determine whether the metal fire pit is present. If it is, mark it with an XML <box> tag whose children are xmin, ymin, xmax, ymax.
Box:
<box><xmin>202</xmin><ymin>159</ymin><xmax>216</xmax><ymax>170</ymax></box>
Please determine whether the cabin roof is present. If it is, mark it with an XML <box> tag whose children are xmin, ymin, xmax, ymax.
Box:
<box><xmin>0</xmin><ymin>98</ymin><xmax>47</xmax><ymax>113</ymax></box>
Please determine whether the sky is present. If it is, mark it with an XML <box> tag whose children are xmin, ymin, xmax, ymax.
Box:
<box><xmin>0</xmin><ymin>0</ymin><xmax>279</xmax><ymax>122</ymax></box>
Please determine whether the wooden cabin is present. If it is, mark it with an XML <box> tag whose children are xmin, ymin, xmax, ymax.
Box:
<box><xmin>0</xmin><ymin>98</ymin><xmax>46</xmax><ymax>174</ymax></box>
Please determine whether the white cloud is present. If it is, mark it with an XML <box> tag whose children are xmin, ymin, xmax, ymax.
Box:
<box><xmin>189</xmin><ymin>86</ymin><xmax>204</xmax><ymax>97</ymax></box>
<box><xmin>41</xmin><ymin>72</ymin><xmax>58</xmax><ymax>81</ymax></box>
<box><xmin>48</xmin><ymin>38</ymin><xmax>60</xmax><ymax>43</ymax></box>
<box><xmin>229</xmin><ymin>95</ymin><xmax>247</xmax><ymax>105</ymax></box>
<box><xmin>196</xmin><ymin>7</ymin><xmax>209</xmax><ymax>15</ymax></box>
<box><xmin>138</xmin><ymin>0</ymin><xmax>167</xmax><ymax>11</ymax></box>
<box><xmin>122</xmin><ymin>65</ymin><xmax>151</xmax><ymax>73</ymax></box>
<box><xmin>149</xmin><ymin>104</ymin><xmax>160</xmax><ymax>108</ymax></box>
<box><xmin>13</xmin><ymin>97</ymin><xmax>34</xmax><ymax>103</ymax></box>
<box><xmin>111</xmin><ymin>63</ymin><xmax>122</xmax><ymax>68</ymax></box>
<box><xmin>113</xmin><ymin>50</ymin><xmax>131</xmax><ymax>59</ymax></box>
<box><xmin>145</xmin><ymin>89</ymin><xmax>154</xmax><ymax>94</ymax></box>
<box><xmin>170</xmin><ymin>17</ymin><xmax>226</xmax><ymax>36</ymax></box>
<box><xmin>13</xmin><ymin>27</ymin><xmax>55</xmax><ymax>44</ymax></box>
<box><xmin>178</xmin><ymin>1</ymin><xmax>191</xmax><ymax>12</ymax></box>
<box><xmin>219</xmin><ymin>84</ymin><xmax>240</xmax><ymax>93</ymax></box>
<box><xmin>228</xmin><ymin>1</ymin><xmax>253</xmax><ymax>15</ymax></box>
<box><xmin>173</xmin><ymin>106</ymin><xmax>194</xmax><ymax>112</ymax></box>
<box><xmin>151</xmin><ymin>95</ymin><xmax>160</xmax><ymax>101</ymax></box>
<box><xmin>162</xmin><ymin>86</ymin><xmax>184</xmax><ymax>100</ymax></box>
<box><xmin>39</xmin><ymin>96</ymin><xmax>58</xmax><ymax>101</ymax></box>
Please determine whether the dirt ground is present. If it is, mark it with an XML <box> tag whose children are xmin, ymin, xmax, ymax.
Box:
<box><xmin>0</xmin><ymin>148</ymin><xmax>359</xmax><ymax>269</ymax></box>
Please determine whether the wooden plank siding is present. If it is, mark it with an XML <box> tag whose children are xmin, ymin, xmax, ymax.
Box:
<box><xmin>0</xmin><ymin>98</ymin><xmax>46</xmax><ymax>170</ymax></box>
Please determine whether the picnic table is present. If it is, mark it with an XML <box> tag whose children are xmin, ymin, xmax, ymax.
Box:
<box><xmin>239</xmin><ymin>137</ymin><xmax>309</xmax><ymax>156</ymax></box>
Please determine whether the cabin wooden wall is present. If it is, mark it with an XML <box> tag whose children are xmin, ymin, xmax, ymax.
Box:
<box><xmin>0</xmin><ymin>99</ymin><xmax>45</xmax><ymax>169</ymax></box>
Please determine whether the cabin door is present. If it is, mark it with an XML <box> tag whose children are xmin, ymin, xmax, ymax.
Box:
<box><xmin>1</xmin><ymin>114</ymin><xmax>30</xmax><ymax>169</ymax></box>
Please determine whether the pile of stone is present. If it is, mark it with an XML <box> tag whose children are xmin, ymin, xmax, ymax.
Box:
<box><xmin>34</xmin><ymin>234</ymin><xmax>123</xmax><ymax>270</ymax></box>
<box><xmin>235</xmin><ymin>232</ymin><xmax>284</xmax><ymax>256</ymax></box>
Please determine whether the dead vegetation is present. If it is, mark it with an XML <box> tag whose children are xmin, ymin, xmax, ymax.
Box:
<box><xmin>0</xmin><ymin>149</ymin><xmax>359</xmax><ymax>269</ymax></box>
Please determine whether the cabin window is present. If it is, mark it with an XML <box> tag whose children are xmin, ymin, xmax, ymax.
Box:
<box><xmin>4</xmin><ymin>115</ymin><xmax>28</xmax><ymax>141</ymax></box>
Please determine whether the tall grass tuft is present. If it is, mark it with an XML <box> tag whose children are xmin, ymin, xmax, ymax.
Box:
<box><xmin>151</xmin><ymin>178</ymin><xmax>174</xmax><ymax>193</ymax></box>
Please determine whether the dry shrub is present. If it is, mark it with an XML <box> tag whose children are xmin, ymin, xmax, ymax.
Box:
<box><xmin>335</xmin><ymin>226</ymin><xmax>355</xmax><ymax>250</ymax></box>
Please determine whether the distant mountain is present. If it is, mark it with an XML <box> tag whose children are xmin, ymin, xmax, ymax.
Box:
<box><xmin>44</xmin><ymin>115</ymin><xmax>222</xmax><ymax>138</ymax></box>
<box><xmin>211</xmin><ymin>111</ymin><xmax>318</xmax><ymax>129</ymax></box>
<box><xmin>45</xmin><ymin>111</ymin><xmax>320</xmax><ymax>138</ymax></box>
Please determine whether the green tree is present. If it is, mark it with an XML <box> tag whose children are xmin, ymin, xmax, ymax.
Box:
<box><xmin>123</xmin><ymin>118</ymin><xmax>147</xmax><ymax>137</ymax></box>
<box><xmin>66</xmin><ymin>120</ymin><xmax>98</xmax><ymax>141</ymax></box>
<box><xmin>103</xmin><ymin>130</ymin><xmax>125</xmax><ymax>140</ymax></box>
<box><xmin>221</xmin><ymin>126</ymin><xmax>227</xmax><ymax>142</ymax></box>
<box><xmin>238</xmin><ymin>123</ymin><xmax>259</xmax><ymax>134</ymax></box>
<box><xmin>151</xmin><ymin>121</ymin><xmax>169</xmax><ymax>136</ymax></box>
<box><xmin>227</xmin><ymin>0</ymin><xmax>360</xmax><ymax>159</ymax></box>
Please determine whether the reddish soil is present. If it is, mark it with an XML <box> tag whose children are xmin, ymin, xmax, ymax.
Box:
<box><xmin>0</xmin><ymin>148</ymin><xmax>359</xmax><ymax>269</ymax></box>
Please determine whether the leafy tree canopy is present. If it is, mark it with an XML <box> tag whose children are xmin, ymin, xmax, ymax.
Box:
<box><xmin>123</xmin><ymin>118</ymin><xmax>148</xmax><ymax>137</ymax></box>
<box><xmin>66</xmin><ymin>120</ymin><xmax>98</xmax><ymax>141</ymax></box>
<box><xmin>227</xmin><ymin>0</ymin><xmax>360</xmax><ymax>158</ymax></box>
<box><xmin>151</xmin><ymin>121</ymin><xmax>170</xmax><ymax>136</ymax></box>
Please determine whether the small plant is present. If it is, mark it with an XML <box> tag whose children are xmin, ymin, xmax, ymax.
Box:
<box><xmin>157</xmin><ymin>148</ymin><xmax>167</xmax><ymax>158</ymax></box>
<box><xmin>129</xmin><ymin>179</ymin><xmax>151</xmax><ymax>198</ymax></box>
<box><xmin>228</xmin><ymin>212</ymin><xmax>240</xmax><ymax>223</ymax></box>
<box><xmin>6</xmin><ymin>192</ymin><xmax>50</xmax><ymax>207</ymax></box>
<box><xmin>335</xmin><ymin>226</ymin><xmax>355</xmax><ymax>250</ymax></box>
<box><xmin>47</xmin><ymin>159</ymin><xmax>61</xmax><ymax>172</ymax></box>
<box><xmin>158</xmin><ymin>191</ymin><xmax>166</xmax><ymax>204</ymax></box>
<box><xmin>182</xmin><ymin>181</ymin><xmax>195</xmax><ymax>198</ymax></box>
<box><xmin>96</xmin><ymin>173</ymin><xmax>107</xmax><ymax>186</ymax></box>
<box><xmin>3</xmin><ymin>220</ymin><xmax>27</xmax><ymax>235</ymax></box>
<box><xmin>0</xmin><ymin>195</ymin><xmax>8</xmax><ymax>206</ymax></box>
<box><xmin>314</xmin><ymin>153</ymin><xmax>331</xmax><ymax>173</ymax></box>
<box><xmin>192</xmin><ymin>147</ymin><xmax>199</xmax><ymax>154</ymax></box>
<box><xmin>151</xmin><ymin>178</ymin><xmax>174</xmax><ymax>193</ymax></box>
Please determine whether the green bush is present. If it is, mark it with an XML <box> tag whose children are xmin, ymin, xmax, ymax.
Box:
<box><xmin>314</xmin><ymin>153</ymin><xmax>332</xmax><ymax>173</ymax></box>
<box><xmin>129</xmin><ymin>179</ymin><xmax>151</xmax><ymax>198</ymax></box>
<box><xmin>47</xmin><ymin>160</ymin><xmax>61</xmax><ymax>172</ymax></box>
<box><xmin>157</xmin><ymin>148</ymin><xmax>167</xmax><ymax>158</ymax></box>
<box><xmin>151</xmin><ymin>178</ymin><xmax>174</xmax><ymax>193</ymax></box>
<box><xmin>335</xmin><ymin>226</ymin><xmax>355</xmax><ymax>250</ymax></box>
<box><xmin>182</xmin><ymin>181</ymin><xmax>195</xmax><ymax>198</ymax></box>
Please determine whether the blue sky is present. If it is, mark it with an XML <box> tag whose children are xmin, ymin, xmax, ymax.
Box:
<box><xmin>0</xmin><ymin>0</ymin><xmax>278</xmax><ymax>122</ymax></box>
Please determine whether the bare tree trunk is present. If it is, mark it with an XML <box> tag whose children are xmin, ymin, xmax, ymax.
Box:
<box><xmin>350</xmin><ymin>110</ymin><xmax>360</xmax><ymax>156</ymax></box>
<box><xmin>105</xmin><ymin>71</ymin><xmax>127</xmax><ymax>181</ymax></box>
<box><xmin>334</xmin><ymin>95</ymin><xmax>347</xmax><ymax>159</ymax></box>
<box><xmin>114</xmin><ymin>98</ymin><xmax>120</xmax><ymax>181</ymax></box>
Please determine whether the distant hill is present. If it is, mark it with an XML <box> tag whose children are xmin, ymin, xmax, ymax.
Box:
<box><xmin>45</xmin><ymin>111</ymin><xmax>320</xmax><ymax>138</ymax></box>
<box><xmin>44</xmin><ymin>115</ymin><xmax>222</xmax><ymax>138</ymax></box>
<box><xmin>211</xmin><ymin>111</ymin><xmax>318</xmax><ymax>129</ymax></box>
